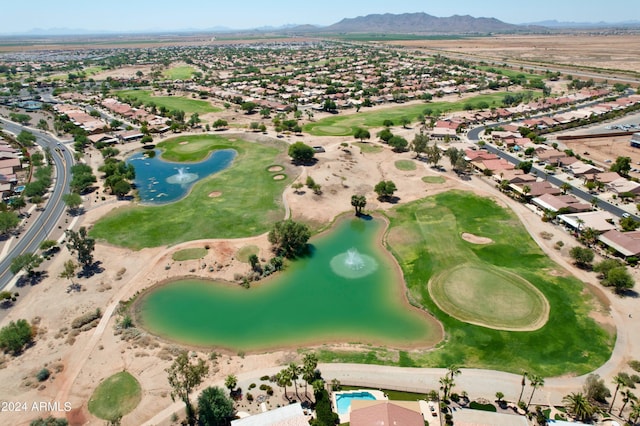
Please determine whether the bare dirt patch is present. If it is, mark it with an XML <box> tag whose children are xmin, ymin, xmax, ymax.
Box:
<box><xmin>461</xmin><ymin>232</ymin><xmax>493</xmax><ymax>245</ymax></box>
<box><xmin>179</xmin><ymin>141</ymin><xmax>189</xmax><ymax>145</ymax></box>
<box><xmin>208</xmin><ymin>191</ymin><xmax>222</xmax><ymax>198</ymax></box>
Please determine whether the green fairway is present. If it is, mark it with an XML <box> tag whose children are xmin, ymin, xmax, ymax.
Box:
<box><xmin>172</xmin><ymin>248</ymin><xmax>207</xmax><ymax>261</ymax></box>
<box><xmin>91</xmin><ymin>135</ymin><xmax>292</xmax><ymax>249</ymax></box>
<box><xmin>354</xmin><ymin>142</ymin><xmax>383</xmax><ymax>154</ymax></box>
<box><xmin>163</xmin><ymin>65</ymin><xmax>197</xmax><ymax>80</ymax></box>
<box><xmin>320</xmin><ymin>191</ymin><xmax>612</xmax><ymax>376</ymax></box>
<box><xmin>429</xmin><ymin>263</ymin><xmax>549</xmax><ymax>331</ymax></box>
<box><xmin>88</xmin><ymin>371</ymin><xmax>141</xmax><ymax>421</ymax></box>
<box><xmin>395</xmin><ymin>160</ymin><xmax>417</xmax><ymax>171</ymax></box>
<box><xmin>304</xmin><ymin>92</ymin><xmax>517</xmax><ymax>136</ymax></box>
<box><xmin>117</xmin><ymin>90</ymin><xmax>221</xmax><ymax>115</ymax></box>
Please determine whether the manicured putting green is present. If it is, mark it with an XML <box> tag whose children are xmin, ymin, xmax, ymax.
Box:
<box><xmin>429</xmin><ymin>263</ymin><xmax>549</xmax><ymax>331</ymax></box>
<box><xmin>172</xmin><ymin>248</ymin><xmax>207</xmax><ymax>261</ymax></box>
<box><xmin>88</xmin><ymin>371</ymin><xmax>141</xmax><ymax>421</ymax></box>
<box><xmin>395</xmin><ymin>160</ymin><xmax>417</xmax><ymax>171</ymax></box>
<box><xmin>422</xmin><ymin>176</ymin><xmax>445</xmax><ymax>184</ymax></box>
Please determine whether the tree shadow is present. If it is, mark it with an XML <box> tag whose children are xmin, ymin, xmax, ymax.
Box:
<box><xmin>78</xmin><ymin>261</ymin><xmax>104</xmax><ymax>278</ymax></box>
<box><xmin>355</xmin><ymin>213</ymin><xmax>373</xmax><ymax>221</ymax></box>
<box><xmin>616</xmin><ymin>288</ymin><xmax>639</xmax><ymax>298</ymax></box>
<box><xmin>15</xmin><ymin>271</ymin><xmax>48</xmax><ymax>287</ymax></box>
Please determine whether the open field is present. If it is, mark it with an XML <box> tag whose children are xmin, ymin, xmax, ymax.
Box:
<box><xmin>393</xmin><ymin>34</ymin><xmax>640</xmax><ymax>76</ymax></box>
<box><xmin>361</xmin><ymin>190</ymin><xmax>612</xmax><ymax>376</ymax></box>
<box><xmin>88</xmin><ymin>371</ymin><xmax>141</xmax><ymax>421</ymax></box>
<box><xmin>90</xmin><ymin>135</ymin><xmax>292</xmax><ymax>249</ymax></box>
<box><xmin>117</xmin><ymin>89</ymin><xmax>221</xmax><ymax>115</ymax></box>
<box><xmin>163</xmin><ymin>65</ymin><xmax>197</xmax><ymax>80</ymax></box>
<box><xmin>304</xmin><ymin>92</ymin><xmax>518</xmax><ymax>136</ymax></box>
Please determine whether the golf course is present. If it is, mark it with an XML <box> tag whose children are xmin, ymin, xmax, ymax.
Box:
<box><xmin>90</xmin><ymin>134</ymin><xmax>292</xmax><ymax>249</ymax></box>
<box><xmin>117</xmin><ymin>89</ymin><xmax>221</xmax><ymax>115</ymax></box>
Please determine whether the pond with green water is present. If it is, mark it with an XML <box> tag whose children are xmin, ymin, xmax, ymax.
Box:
<box><xmin>135</xmin><ymin>217</ymin><xmax>440</xmax><ymax>351</ymax></box>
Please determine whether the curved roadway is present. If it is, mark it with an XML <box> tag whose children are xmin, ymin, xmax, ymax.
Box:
<box><xmin>0</xmin><ymin>118</ymin><xmax>73</xmax><ymax>289</ymax></box>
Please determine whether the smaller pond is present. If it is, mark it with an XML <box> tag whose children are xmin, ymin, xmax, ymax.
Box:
<box><xmin>127</xmin><ymin>149</ymin><xmax>236</xmax><ymax>204</ymax></box>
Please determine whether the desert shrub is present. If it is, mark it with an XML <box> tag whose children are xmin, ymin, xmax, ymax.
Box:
<box><xmin>36</xmin><ymin>368</ymin><xmax>50</xmax><ymax>382</ymax></box>
<box><xmin>71</xmin><ymin>309</ymin><xmax>102</xmax><ymax>329</ymax></box>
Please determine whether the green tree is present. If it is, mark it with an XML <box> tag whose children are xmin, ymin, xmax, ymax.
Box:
<box><xmin>425</xmin><ymin>143</ymin><xmax>442</xmax><ymax>166</ymax></box>
<box><xmin>410</xmin><ymin>131</ymin><xmax>429</xmax><ymax>158</ymax></box>
<box><xmin>224</xmin><ymin>374</ymin><xmax>237</xmax><ymax>391</ymax></box>
<box><xmin>288</xmin><ymin>142</ymin><xmax>315</xmax><ymax>164</ymax></box>
<box><xmin>517</xmin><ymin>371</ymin><xmax>528</xmax><ymax>404</ymax></box>
<box><xmin>62</xmin><ymin>192</ymin><xmax>83</xmax><ymax>213</ymax></box>
<box><xmin>17</xmin><ymin>130</ymin><xmax>36</xmax><ymax>146</ymax></box>
<box><xmin>10</xmin><ymin>196</ymin><xmax>25</xmax><ymax>213</ymax></box>
<box><xmin>0</xmin><ymin>319</ymin><xmax>33</xmax><ymax>355</ymax></box>
<box><xmin>10</xmin><ymin>252</ymin><xmax>43</xmax><ymax>276</ymax></box>
<box><xmin>563</xmin><ymin>392</ymin><xmax>595</xmax><ymax>423</ymax></box>
<box><xmin>400</xmin><ymin>116</ymin><xmax>411</xmax><ymax>128</ymax></box>
<box><xmin>594</xmin><ymin>259</ymin><xmax>625</xmax><ymax>278</ymax></box>
<box><xmin>268</xmin><ymin>220</ymin><xmax>311</xmax><ymax>259</ymax></box>
<box><xmin>569</xmin><ymin>246</ymin><xmax>594</xmax><ymax>268</ymax></box>
<box><xmin>611</xmin><ymin>156</ymin><xmax>632</xmax><ymax>176</ymax></box>
<box><xmin>241</xmin><ymin>102</ymin><xmax>257</xmax><ymax>114</ymax></box>
<box><xmin>213</xmin><ymin>119</ymin><xmax>228</xmax><ymax>129</ymax></box>
<box><xmin>166</xmin><ymin>351</ymin><xmax>209</xmax><ymax>426</ymax></box>
<box><xmin>302</xmin><ymin>353</ymin><xmax>318</xmax><ymax>398</ymax></box>
<box><xmin>620</xmin><ymin>216</ymin><xmax>640</xmax><ymax>232</ymax></box>
<box><xmin>70</xmin><ymin>163</ymin><xmax>96</xmax><ymax>194</ymax></box>
<box><xmin>388</xmin><ymin>135</ymin><xmax>408</xmax><ymax>152</ymax></box>
<box><xmin>197</xmin><ymin>386</ymin><xmax>234</xmax><ymax>426</ymax></box>
<box><xmin>383</xmin><ymin>119</ymin><xmax>394</xmax><ymax>127</ymax></box>
<box><xmin>188</xmin><ymin>112</ymin><xmax>200</xmax><ymax>127</ymax></box>
<box><xmin>39</xmin><ymin>239</ymin><xmax>57</xmax><ymax>253</ymax></box>
<box><xmin>374</xmin><ymin>180</ymin><xmax>397</xmax><ymax>201</ymax></box>
<box><xmin>376</xmin><ymin>128</ymin><xmax>393</xmax><ymax>143</ymax></box>
<box><xmin>36</xmin><ymin>120</ymin><xmax>50</xmax><ymax>132</ymax></box>
<box><xmin>603</xmin><ymin>266</ymin><xmax>635</xmax><ymax>293</ymax></box>
<box><xmin>583</xmin><ymin>373</ymin><xmax>610</xmax><ymax>403</ymax></box>
<box><xmin>288</xmin><ymin>363</ymin><xmax>301</xmax><ymax>400</ymax></box>
<box><xmin>353</xmin><ymin>127</ymin><xmax>370</xmax><ymax>142</ymax></box>
<box><xmin>619</xmin><ymin>390</ymin><xmax>637</xmax><ymax>417</ymax></box>
<box><xmin>59</xmin><ymin>260</ymin><xmax>77</xmax><ymax>286</ymax></box>
<box><xmin>65</xmin><ymin>227</ymin><xmax>95</xmax><ymax>269</ymax></box>
<box><xmin>351</xmin><ymin>194</ymin><xmax>367</xmax><ymax>216</ymax></box>
<box><xmin>30</xmin><ymin>416</ymin><xmax>68</xmax><ymax>426</ymax></box>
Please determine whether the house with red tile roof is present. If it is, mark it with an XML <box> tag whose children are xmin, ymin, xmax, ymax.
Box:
<box><xmin>350</xmin><ymin>401</ymin><xmax>424</xmax><ymax>426</ymax></box>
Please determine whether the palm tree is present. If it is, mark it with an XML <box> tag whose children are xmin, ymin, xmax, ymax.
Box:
<box><xmin>561</xmin><ymin>182</ymin><xmax>572</xmax><ymax>194</ymax></box>
<box><xmin>448</xmin><ymin>365</ymin><xmax>461</xmax><ymax>381</ymax></box>
<box><xmin>287</xmin><ymin>363</ymin><xmax>301</xmax><ymax>401</ymax></box>
<box><xmin>629</xmin><ymin>402</ymin><xmax>640</xmax><ymax>424</ymax></box>
<box><xmin>517</xmin><ymin>371</ymin><xmax>528</xmax><ymax>404</ymax></box>
<box><xmin>224</xmin><ymin>374</ymin><xmax>237</xmax><ymax>392</ymax></box>
<box><xmin>439</xmin><ymin>376</ymin><xmax>453</xmax><ymax>400</ymax></box>
<box><xmin>620</xmin><ymin>390</ymin><xmax>637</xmax><ymax>417</ymax></box>
<box><xmin>610</xmin><ymin>374</ymin><xmax>627</xmax><ymax>413</ymax></box>
<box><xmin>276</xmin><ymin>370</ymin><xmax>292</xmax><ymax>400</ymax></box>
<box><xmin>302</xmin><ymin>353</ymin><xmax>318</xmax><ymax>399</ymax></box>
<box><xmin>563</xmin><ymin>392</ymin><xmax>595</xmax><ymax>423</ymax></box>
<box><xmin>527</xmin><ymin>375</ymin><xmax>545</xmax><ymax>408</ymax></box>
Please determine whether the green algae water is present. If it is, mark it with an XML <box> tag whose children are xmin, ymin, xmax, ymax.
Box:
<box><xmin>136</xmin><ymin>217</ymin><xmax>437</xmax><ymax>350</ymax></box>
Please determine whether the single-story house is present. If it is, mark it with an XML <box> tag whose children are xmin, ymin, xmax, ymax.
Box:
<box><xmin>453</xmin><ymin>408</ymin><xmax>528</xmax><ymax>426</ymax></box>
<box><xmin>350</xmin><ymin>401</ymin><xmax>425</xmax><ymax>426</ymax></box>
<box><xmin>569</xmin><ymin>162</ymin><xmax>604</xmax><ymax>177</ymax></box>
<box><xmin>532</xmin><ymin>193</ymin><xmax>592</xmax><ymax>213</ymax></box>
<box><xmin>231</xmin><ymin>402</ymin><xmax>309</xmax><ymax>426</ymax></box>
<box><xmin>598</xmin><ymin>230</ymin><xmax>640</xmax><ymax>258</ymax></box>
<box><xmin>607</xmin><ymin>177</ymin><xmax>640</xmax><ymax>195</ymax></box>
<box><xmin>88</xmin><ymin>134</ymin><xmax>118</xmax><ymax>145</ymax></box>
<box><xmin>513</xmin><ymin>181</ymin><xmax>561</xmax><ymax>197</ymax></box>
<box><xmin>558</xmin><ymin>211</ymin><xmax>617</xmax><ymax>232</ymax></box>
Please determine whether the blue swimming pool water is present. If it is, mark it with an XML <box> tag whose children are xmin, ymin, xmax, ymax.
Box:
<box><xmin>127</xmin><ymin>148</ymin><xmax>236</xmax><ymax>204</ymax></box>
<box><xmin>336</xmin><ymin>391</ymin><xmax>377</xmax><ymax>415</ymax></box>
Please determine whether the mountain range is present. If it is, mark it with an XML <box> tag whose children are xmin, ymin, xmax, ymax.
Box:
<box><xmin>4</xmin><ymin>12</ymin><xmax>640</xmax><ymax>37</ymax></box>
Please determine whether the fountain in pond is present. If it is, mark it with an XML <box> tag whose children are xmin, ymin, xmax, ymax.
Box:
<box><xmin>330</xmin><ymin>247</ymin><xmax>378</xmax><ymax>279</ymax></box>
<box><xmin>166</xmin><ymin>167</ymin><xmax>198</xmax><ymax>185</ymax></box>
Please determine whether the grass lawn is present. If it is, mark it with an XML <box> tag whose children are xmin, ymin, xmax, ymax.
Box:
<box><xmin>236</xmin><ymin>245</ymin><xmax>259</xmax><ymax>263</ymax></box>
<box><xmin>395</xmin><ymin>160</ymin><xmax>417</xmax><ymax>171</ymax></box>
<box><xmin>88</xmin><ymin>371</ymin><xmax>141</xmax><ymax>421</ymax></box>
<box><xmin>475</xmin><ymin>66</ymin><xmax>541</xmax><ymax>81</ymax></box>
<box><xmin>319</xmin><ymin>191</ymin><xmax>613</xmax><ymax>376</ymax></box>
<box><xmin>422</xmin><ymin>176</ymin><xmax>446</xmax><ymax>184</ymax></box>
<box><xmin>117</xmin><ymin>89</ymin><xmax>221</xmax><ymax>115</ymax></box>
<box><xmin>353</xmin><ymin>142</ymin><xmax>383</xmax><ymax>154</ymax></box>
<box><xmin>163</xmin><ymin>65</ymin><xmax>197</xmax><ymax>80</ymax></box>
<box><xmin>91</xmin><ymin>135</ymin><xmax>291</xmax><ymax>249</ymax></box>
<box><xmin>304</xmin><ymin>92</ymin><xmax>519</xmax><ymax>136</ymax></box>
<box><xmin>172</xmin><ymin>248</ymin><xmax>208</xmax><ymax>261</ymax></box>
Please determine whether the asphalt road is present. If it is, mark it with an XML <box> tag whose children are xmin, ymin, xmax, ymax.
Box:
<box><xmin>467</xmin><ymin>126</ymin><xmax>640</xmax><ymax>221</ymax></box>
<box><xmin>0</xmin><ymin>118</ymin><xmax>73</xmax><ymax>289</ymax></box>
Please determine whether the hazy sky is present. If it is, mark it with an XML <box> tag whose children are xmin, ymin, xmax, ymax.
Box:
<box><xmin>3</xmin><ymin>0</ymin><xmax>638</xmax><ymax>33</ymax></box>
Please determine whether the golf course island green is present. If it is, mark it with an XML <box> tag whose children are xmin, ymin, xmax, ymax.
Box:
<box><xmin>134</xmin><ymin>216</ymin><xmax>442</xmax><ymax>351</ymax></box>
<box><xmin>90</xmin><ymin>134</ymin><xmax>292</xmax><ymax>249</ymax></box>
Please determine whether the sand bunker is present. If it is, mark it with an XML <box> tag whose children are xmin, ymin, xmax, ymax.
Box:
<box><xmin>273</xmin><ymin>174</ymin><xmax>286</xmax><ymax>180</ymax></box>
<box><xmin>461</xmin><ymin>233</ymin><xmax>493</xmax><ymax>245</ymax></box>
<box><xmin>179</xmin><ymin>141</ymin><xmax>189</xmax><ymax>145</ymax></box>
<box><xmin>268</xmin><ymin>165</ymin><xmax>284</xmax><ymax>172</ymax></box>
<box><xmin>208</xmin><ymin>191</ymin><xmax>222</xmax><ymax>198</ymax></box>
